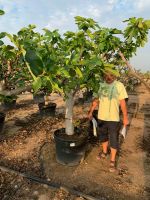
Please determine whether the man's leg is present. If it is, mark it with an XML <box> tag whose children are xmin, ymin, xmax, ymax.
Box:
<box><xmin>109</xmin><ymin>122</ymin><xmax>120</xmax><ymax>172</ymax></box>
<box><xmin>102</xmin><ymin>141</ymin><xmax>109</xmax><ymax>154</ymax></box>
<box><xmin>97</xmin><ymin>121</ymin><xmax>109</xmax><ymax>159</ymax></box>
<box><xmin>109</xmin><ymin>147</ymin><xmax>117</xmax><ymax>172</ymax></box>
<box><xmin>110</xmin><ymin>147</ymin><xmax>117</xmax><ymax>162</ymax></box>
<box><xmin>97</xmin><ymin>141</ymin><xmax>108</xmax><ymax>159</ymax></box>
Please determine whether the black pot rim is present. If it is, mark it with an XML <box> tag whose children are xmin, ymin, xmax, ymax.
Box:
<box><xmin>54</xmin><ymin>128</ymin><xmax>88</xmax><ymax>142</ymax></box>
<box><xmin>40</xmin><ymin>103</ymin><xmax>56</xmax><ymax>110</ymax></box>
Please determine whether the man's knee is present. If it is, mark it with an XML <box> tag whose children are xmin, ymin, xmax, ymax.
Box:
<box><xmin>110</xmin><ymin>134</ymin><xmax>119</xmax><ymax>149</ymax></box>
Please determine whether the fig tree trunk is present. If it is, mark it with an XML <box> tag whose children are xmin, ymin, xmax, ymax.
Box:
<box><xmin>65</xmin><ymin>91</ymin><xmax>74</xmax><ymax>135</ymax></box>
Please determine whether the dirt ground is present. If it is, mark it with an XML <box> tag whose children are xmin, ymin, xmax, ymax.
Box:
<box><xmin>0</xmin><ymin>84</ymin><xmax>150</xmax><ymax>200</ymax></box>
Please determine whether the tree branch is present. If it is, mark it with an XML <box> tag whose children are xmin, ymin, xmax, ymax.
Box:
<box><xmin>119</xmin><ymin>51</ymin><xmax>150</xmax><ymax>92</ymax></box>
<box><xmin>0</xmin><ymin>85</ymin><xmax>32</xmax><ymax>96</ymax></box>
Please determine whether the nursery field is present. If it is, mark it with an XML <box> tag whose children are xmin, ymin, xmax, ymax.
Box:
<box><xmin>0</xmin><ymin>84</ymin><xmax>150</xmax><ymax>200</ymax></box>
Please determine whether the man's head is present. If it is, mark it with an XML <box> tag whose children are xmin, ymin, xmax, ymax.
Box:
<box><xmin>103</xmin><ymin>71</ymin><xmax>116</xmax><ymax>84</ymax></box>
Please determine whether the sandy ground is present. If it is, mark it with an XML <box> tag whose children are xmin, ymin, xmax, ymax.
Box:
<box><xmin>0</xmin><ymin>84</ymin><xmax>150</xmax><ymax>200</ymax></box>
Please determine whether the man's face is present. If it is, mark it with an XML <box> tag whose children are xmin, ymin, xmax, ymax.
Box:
<box><xmin>104</xmin><ymin>73</ymin><xmax>115</xmax><ymax>84</ymax></box>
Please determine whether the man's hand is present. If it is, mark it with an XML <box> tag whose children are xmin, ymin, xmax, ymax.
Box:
<box><xmin>87</xmin><ymin>98</ymin><xmax>99</xmax><ymax>120</ymax></box>
<box><xmin>120</xmin><ymin>99</ymin><xmax>129</xmax><ymax>126</ymax></box>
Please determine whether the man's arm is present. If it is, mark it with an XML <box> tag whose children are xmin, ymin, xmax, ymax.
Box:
<box><xmin>88</xmin><ymin>98</ymin><xmax>99</xmax><ymax>120</ymax></box>
<box><xmin>120</xmin><ymin>99</ymin><xmax>129</xmax><ymax>126</ymax></box>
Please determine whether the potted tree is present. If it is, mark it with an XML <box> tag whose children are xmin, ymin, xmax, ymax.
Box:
<box><xmin>24</xmin><ymin>16</ymin><xmax>150</xmax><ymax>166</ymax></box>
<box><xmin>1</xmin><ymin>95</ymin><xmax>17</xmax><ymax>110</ymax></box>
<box><xmin>5</xmin><ymin>25</ymin><xmax>57</xmax><ymax>116</ymax></box>
<box><xmin>53</xmin><ymin>16</ymin><xmax>150</xmax><ymax>165</ymax></box>
<box><xmin>0</xmin><ymin>34</ymin><xmax>32</xmax><ymax>109</ymax></box>
<box><xmin>4</xmin><ymin>16</ymin><xmax>150</xmax><ymax>166</ymax></box>
<box><xmin>23</xmin><ymin>17</ymin><xmax>107</xmax><ymax>166</ymax></box>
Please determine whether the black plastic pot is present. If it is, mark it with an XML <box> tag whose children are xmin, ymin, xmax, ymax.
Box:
<box><xmin>39</xmin><ymin>102</ymin><xmax>56</xmax><ymax>116</ymax></box>
<box><xmin>0</xmin><ymin>112</ymin><xmax>5</xmax><ymax>133</ymax></box>
<box><xmin>54</xmin><ymin>128</ymin><xmax>88</xmax><ymax>166</ymax></box>
<box><xmin>33</xmin><ymin>92</ymin><xmax>45</xmax><ymax>104</ymax></box>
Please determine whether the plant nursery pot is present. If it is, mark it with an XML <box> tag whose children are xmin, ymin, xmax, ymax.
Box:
<box><xmin>33</xmin><ymin>92</ymin><xmax>45</xmax><ymax>104</ymax></box>
<box><xmin>39</xmin><ymin>102</ymin><xmax>56</xmax><ymax>116</ymax></box>
<box><xmin>0</xmin><ymin>112</ymin><xmax>5</xmax><ymax>133</ymax></box>
<box><xmin>2</xmin><ymin>99</ymin><xmax>16</xmax><ymax>110</ymax></box>
<box><xmin>54</xmin><ymin>128</ymin><xmax>88</xmax><ymax>166</ymax></box>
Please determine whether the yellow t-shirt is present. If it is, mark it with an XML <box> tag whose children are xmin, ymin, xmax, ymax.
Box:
<box><xmin>97</xmin><ymin>81</ymin><xmax>128</xmax><ymax>121</ymax></box>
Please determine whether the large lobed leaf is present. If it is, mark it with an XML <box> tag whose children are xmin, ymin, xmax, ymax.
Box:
<box><xmin>25</xmin><ymin>50</ymin><xmax>44</xmax><ymax>76</ymax></box>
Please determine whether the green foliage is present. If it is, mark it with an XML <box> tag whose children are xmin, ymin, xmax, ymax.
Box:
<box><xmin>0</xmin><ymin>94</ymin><xmax>17</xmax><ymax>103</ymax></box>
<box><xmin>123</xmin><ymin>17</ymin><xmax>150</xmax><ymax>58</ymax></box>
<box><xmin>0</xmin><ymin>40</ymin><xmax>4</xmax><ymax>46</ymax></box>
<box><xmin>75</xmin><ymin>16</ymin><xmax>99</xmax><ymax>30</ymax></box>
<box><xmin>1</xmin><ymin>15</ymin><xmax>149</xmax><ymax>97</ymax></box>
<box><xmin>25</xmin><ymin>50</ymin><xmax>44</xmax><ymax>76</ymax></box>
<box><xmin>0</xmin><ymin>15</ymin><xmax>149</xmax><ymax>136</ymax></box>
<box><xmin>0</xmin><ymin>32</ymin><xmax>6</xmax><ymax>39</ymax></box>
<box><xmin>32</xmin><ymin>77</ymin><xmax>42</xmax><ymax>93</ymax></box>
<box><xmin>0</xmin><ymin>10</ymin><xmax>5</xmax><ymax>15</ymax></box>
<box><xmin>0</xmin><ymin>41</ymin><xmax>31</xmax><ymax>90</ymax></box>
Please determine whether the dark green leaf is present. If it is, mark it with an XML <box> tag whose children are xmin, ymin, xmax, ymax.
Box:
<box><xmin>145</xmin><ymin>20</ymin><xmax>150</xmax><ymax>28</ymax></box>
<box><xmin>110</xmin><ymin>28</ymin><xmax>122</xmax><ymax>34</ymax></box>
<box><xmin>25</xmin><ymin>50</ymin><xmax>43</xmax><ymax>76</ymax></box>
<box><xmin>0</xmin><ymin>10</ymin><xmax>5</xmax><ymax>15</ymax></box>
<box><xmin>5</xmin><ymin>45</ymin><xmax>15</xmax><ymax>50</ymax></box>
<box><xmin>0</xmin><ymin>32</ymin><xmax>6</xmax><ymax>39</ymax></box>
<box><xmin>0</xmin><ymin>40</ymin><xmax>4</xmax><ymax>46</ymax></box>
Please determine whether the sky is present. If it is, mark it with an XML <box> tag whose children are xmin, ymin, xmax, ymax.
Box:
<box><xmin>0</xmin><ymin>0</ymin><xmax>150</xmax><ymax>71</ymax></box>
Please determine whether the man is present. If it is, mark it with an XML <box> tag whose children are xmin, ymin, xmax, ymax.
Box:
<box><xmin>88</xmin><ymin>71</ymin><xmax>128</xmax><ymax>172</ymax></box>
